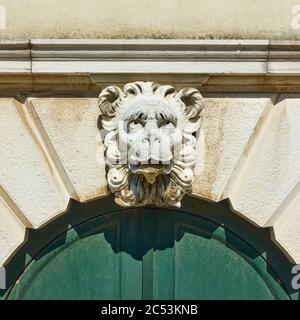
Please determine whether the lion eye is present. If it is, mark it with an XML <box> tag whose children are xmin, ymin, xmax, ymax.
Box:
<box><xmin>158</xmin><ymin>119</ymin><xmax>175</xmax><ymax>128</ymax></box>
<box><xmin>128</xmin><ymin>119</ymin><xmax>144</xmax><ymax>132</ymax></box>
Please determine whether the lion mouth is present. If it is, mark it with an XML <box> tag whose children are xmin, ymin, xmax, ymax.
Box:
<box><xmin>129</xmin><ymin>162</ymin><xmax>172</xmax><ymax>184</ymax></box>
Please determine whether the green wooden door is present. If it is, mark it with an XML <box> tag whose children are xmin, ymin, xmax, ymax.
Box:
<box><xmin>7</xmin><ymin>208</ymin><xmax>290</xmax><ymax>300</ymax></box>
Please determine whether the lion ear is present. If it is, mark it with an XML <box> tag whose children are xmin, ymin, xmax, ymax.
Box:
<box><xmin>177</xmin><ymin>88</ymin><xmax>204</xmax><ymax>133</ymax></box>
<box><xmin>98</xmin><ymin>85</ymin><xmax>124</xmax><ymax>117</ymax></box>
<box><xmin>98</xmin><ymin>85</ymin><xmax>124</xmax><ymax>131</ymax></box>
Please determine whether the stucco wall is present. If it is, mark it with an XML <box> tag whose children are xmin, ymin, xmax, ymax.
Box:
<box><xmin>1</xmin><ymin>0</ymin><xmax>300</xmax><ymax>40</ymax></box>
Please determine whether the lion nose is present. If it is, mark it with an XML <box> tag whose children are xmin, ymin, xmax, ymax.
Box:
<box><xmin>142</xmin><ymin>134</ymin><xmax>160</xmax><ymax>144</ymax></box>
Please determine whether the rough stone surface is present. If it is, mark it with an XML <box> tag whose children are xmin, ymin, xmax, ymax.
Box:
<box><xmin>192</xmin><ymin>95</ymin><xmax>272</xmax><ymax>201</ymax></box>
<box><xmin>273</xmin><ymin>186</ymin><xmax>300</xmax><ymax>264</ymax></box>
<box><xmin>230</xmin><ymin>96</ymin><xmax>300</xmax><ymax>227</ymax></box>
<box><xmin>0</xmin><ymin>99</ymin><xmax>69</xmax><ymax>228</ymax></box>
<box><xmin>0</xmin><ymin>0</ymin><xmax>299</xmax><ymax>40</ymax></box>
<box><xmin>0</xmin><ymin>196</ymin><xmax>25</xmax><ymax>266</ymax></box>
<box><xmin>30</xmin><ymin>98</ymin><xmax>108</xmax><ymax>202</ymax></box>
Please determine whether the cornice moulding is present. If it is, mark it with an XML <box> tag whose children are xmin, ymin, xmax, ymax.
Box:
<box><xmin>0</xmin><ymin>39</ymin><xmax>300</xmax><ymax>92</ymax></box>
<box><xmin>0</xmin><ymin>39</ymin><xmax>300</xmax><ymax>74</ymax></box>
<box><xmin>30</xmin><ymin>39</ymin><xmax>268</xmax><ymax>76</ymax></box>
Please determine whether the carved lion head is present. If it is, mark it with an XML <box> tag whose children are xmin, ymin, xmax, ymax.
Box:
<box><xmin>98</xmin><ymin>81</ymin><xmax>203</xmax><ymax>207</ymax></box>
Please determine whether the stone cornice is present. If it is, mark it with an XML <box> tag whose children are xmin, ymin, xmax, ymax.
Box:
<box><xmin>1</xmin><ymin>39</ymin><xmax>300</xmax><ymax>72</ymax></box>
<box><xmin>1</xmin><ymin>39</ymin><xmax>300</xmax><ymax>93</ymax></box>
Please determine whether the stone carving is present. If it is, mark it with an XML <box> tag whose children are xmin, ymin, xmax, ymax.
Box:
<box><xmin>98</xmin><ymin>81</ymin><xmax>203</xmax><ymax>207</ymax></box>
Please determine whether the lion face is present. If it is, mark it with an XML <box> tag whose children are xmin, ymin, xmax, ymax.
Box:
<box><xmin>118</xmin><ymin>95</ymin><xmax>184</xmax><ymax>184</ymax></box>
<box><xmin>98</xmin><ymin>81</ymin><xmax>203</xmax><ymax>208</ymax></box>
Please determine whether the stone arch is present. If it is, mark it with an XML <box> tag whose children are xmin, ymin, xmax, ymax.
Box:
<box><xmin>0</xmin><ymin>196</ymin><xmax>298</xmax><ymax>300</ymax></box>
<box><xmin>0</xmin><ymin>93</ymin><xmax>300</xmax><ymax>268</ymax></box>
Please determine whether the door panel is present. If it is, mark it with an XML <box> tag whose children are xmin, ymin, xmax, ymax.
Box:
<box><xmin>174</xmin><ymin>224</ymin><xmax>275</xmax><ymax>299</ymax></box>
<box><xmin>8</xmin><ymin>209</ymin><xmax>290</xmax><ymax>300</ymax></box>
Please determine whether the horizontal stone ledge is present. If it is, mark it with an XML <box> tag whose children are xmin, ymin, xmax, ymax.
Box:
<box><xmin>1</xmin><ymin>74</ymin><xmax>300</xmax><ymax>94</ymax></box>
<box><xmin>3</xmin><ymin>39</ymin><xmax>300</xmax><ymax>76</ymax></box>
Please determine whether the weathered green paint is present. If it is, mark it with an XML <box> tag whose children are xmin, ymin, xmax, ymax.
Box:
<box><xmin>7</xmin><ymin>208</ymin><xmax>291</xmax><ymax>300</ymax></box>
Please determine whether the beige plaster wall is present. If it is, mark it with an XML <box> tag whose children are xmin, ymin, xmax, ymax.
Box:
<box><xmin>1</xmin><ymin>0</ymin><xmax>300</xmax><ymax>40</ymax></box>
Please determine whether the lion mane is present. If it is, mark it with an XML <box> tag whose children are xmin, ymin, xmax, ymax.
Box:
<box><xmin>98</xmin><ymin>81</ymin><xmax>203</xmax><ymax>207</ymax></box>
